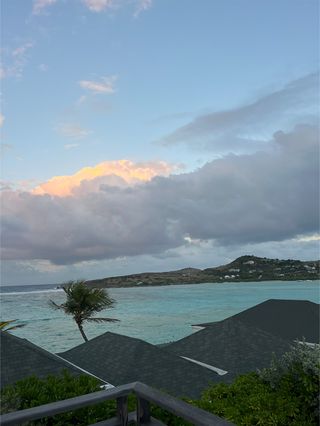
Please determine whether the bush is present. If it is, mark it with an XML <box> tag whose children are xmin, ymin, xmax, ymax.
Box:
<box><xmin>194</xmin><ymin>342</ymin><xmax>320</xmax><ymax>425</ymax></box>
<box><xmin>0</xmin><ymin>372</ymin><xmax>187</xmax><ymax>426</ymax></box>
<box><xmin>195</xmin><ymin>373</ymin><xmax>314</xmax><ymax>425</ymax></box>
<box><xmin>150</xmin><ymin>405</ymin><xmax>191</xmax><ymax>426</ymax></box>
<box><xmin>259</xmin><ymin>342</ymin><xmax>320</xmax><ymax>423</ymax></box>
<box><xmin>0</xmin><ymin>371</ymin><xmax>119</xmax><ymax>425</ymax></box>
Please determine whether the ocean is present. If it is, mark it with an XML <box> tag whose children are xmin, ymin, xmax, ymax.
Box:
<box><xmin>1</xmin><ymin>281</ymin><xmax>319</xmax><ymax>353</ymax></box>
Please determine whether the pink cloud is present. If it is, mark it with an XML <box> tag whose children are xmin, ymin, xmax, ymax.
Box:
<box><xmin>32</xmin><ymin>159</ymin><xmax>177</xmax><ymax>197</ymax></box>
<box><xmin>82</xmin><ymin>0</ymin><xmax>115</xmax><ymax>12</ymax></box>
<box><xmin>33</xmin><ymin>0</ymin><xmax>58</xmax><ymax>15</ymax></box>
<box><xmin>79</xmin><ymin>76</ymin><xmax>117</xmax><ymax>94</ymax></box>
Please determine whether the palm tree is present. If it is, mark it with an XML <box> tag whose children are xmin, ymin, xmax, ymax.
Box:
<box><xmin>0</xmin><ymin>320</ymin><xmax>26</xmax><ymax>332</ymax></box>
<box><xmin>50</xmin><ymin>280</ymin><xmax>119</xmax><ymax>342</ymax></box>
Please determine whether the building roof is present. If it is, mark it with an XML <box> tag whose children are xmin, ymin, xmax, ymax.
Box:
<box><xmin>164</xmin><ymin>318</ymin><xmax>292</xmax><ymax>381</ymax></box>
<box><xmin>0</xmin><ymin>332</ymin><xmax>87</xmax><ymax>389</ymax></box>
<box><xmin>59</xmin><ymin>331</ymin><xmax>223</xmax><ymax>398</ymax></box>
<box><xmin>196</xmin><ymin>299</ymin><xmax>320</xmax><ymax>343</ymax></box>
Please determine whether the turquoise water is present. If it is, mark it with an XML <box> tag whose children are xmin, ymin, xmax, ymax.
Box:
<box><xmin>1</xmin><ymin>281</ymin><xmax>319</xmax><ymax>353</ymax></box>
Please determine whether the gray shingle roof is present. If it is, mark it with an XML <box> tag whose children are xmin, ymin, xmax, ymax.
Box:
<box><xmin>164</xmin><ymin>318</ymin><xmax>292</xmax><ymax>382</ymax></box>
<box><xmin>196</xmin><ymin>299</ymin><xmax>320</xmax><ymax>343</ymax></box>
<box><xmin>59</xmin><ymin>332</ymin><xmax>223</xmax><ymax>398</ymax></box>
<box><xmin>0</xmin><ymin>332</ymin><xmax>85</xmax><ymax>389</ymax></box>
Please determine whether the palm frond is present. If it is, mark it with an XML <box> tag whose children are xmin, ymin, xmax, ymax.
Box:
<box><xmin>86</xmin><ymin>317</ymin><xmax>120</xmax><ymax>323</ymax></box>
<box><xmin>49</xmin><ymin>280</ymin><xmax>119</xmax><ymax>341</ymax></box>
<box><xmin>49</xmin><ymin>300</ymin><xmax>64</xmax><ymax>310</ymax></box>
<box><xmin>4</xmin><ymin>324</ymin><xmax>26</xmax><ymax>331</ymax></box>
<box><xmin>0</xmin><ymin>320</ymin><xmax>15</xmax><ymax>328</ymax></box>
<box><xmin>0</xmin><ymin>320</ymin><xmax>26</xmax><ymax>332</ymax></box>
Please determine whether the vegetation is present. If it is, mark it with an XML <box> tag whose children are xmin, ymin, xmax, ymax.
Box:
<box><xmin>192</xmin><ymin>342</ymin><xmax>320</xmax><ymax>426</ymax></box>
<box><xmin>0</xmin><ymin>372</ymin><xmax>119</xmax><ymax>425</ymax></box>
<box><xmin>0</xmin><ymin>320</ymin><xmax>26</xmax><ymax>332</ymax></box>
<box><xmin>85</xmin><ymin>255</ymin><xmax>320</xmax><ymax>288</ymax></box>
<box><xmin>259</xmin><ymin>341</ymin><xmax>320</xmax><ymax>422</ymax></box>
<box><xmin>50</xmin><ymin>280</ymin><xmax>119</xmax><ymax>342</ymax></box>
<box><xmin>1</xmin><ymin>343</ymin><xmax>319</xmax><ymax>425</ymax></box>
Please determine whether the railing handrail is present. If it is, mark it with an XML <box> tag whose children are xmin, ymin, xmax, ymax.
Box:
<box><xmin>0</xmin><ymin>381</ymin><xmax>234</xmax><ymax>426</ymax></box>
<box><xmin>133</xmin><ymin>382</ymin><xmax>232</xmax><ymax>426</ymax></box>
<box><xmin>0</xmin><ymin>382</ymin><xmax>133</xmax><ymax>425</ymax></box>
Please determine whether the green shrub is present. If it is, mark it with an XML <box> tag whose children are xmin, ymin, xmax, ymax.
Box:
<box><xmin>194</xmin><ymin>342</ymin><xmax>320</xmax><ymax>425</ymax></box>
<box><xmin>195</xmin><ymin>373</ymin><xmax>314</xmax><ymax>425</ymax></box>
<box><xmin>0</xmin><ymin>371</ymin><xmax>119</xmax><ymax>425</ymax></box>
<box><xmin>259</xmin><ymin>342</ymin><xmax>320</xmax><ymax>423</ymax></box>
<box><xmin>150</xmin><ymin>405</ymin><xmax>191</xmax><ymax>426</ymax></box>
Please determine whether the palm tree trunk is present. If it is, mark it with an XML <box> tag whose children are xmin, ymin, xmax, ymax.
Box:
<box><xmin>77</xmin><ymin>321</ymin><xmax>88</xmax><ymax>342</ymax></box>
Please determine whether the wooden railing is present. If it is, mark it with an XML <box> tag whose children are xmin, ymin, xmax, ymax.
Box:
<box><xmin>0</xmin><ymin>381</ymin><xmax>234</xmax><ymax>426</ymax></box>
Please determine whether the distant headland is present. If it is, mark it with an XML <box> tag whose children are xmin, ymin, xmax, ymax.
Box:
<box><xmin>85</xmin><ymin>255</ymin><xmax>320</xmax><ymax>288</ymax></box>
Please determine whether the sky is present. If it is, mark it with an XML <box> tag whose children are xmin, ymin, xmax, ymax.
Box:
<box><xmin>1</xmin><ymin>0</ymin><xmax>319</xmax><ymax>285</ymax></box>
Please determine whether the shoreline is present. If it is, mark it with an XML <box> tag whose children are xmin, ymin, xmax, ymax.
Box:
<box><xmin>1</xmin><ymin>281</ymin><xmax>318</xmax><ymax>353</ymax></box>
<box><xmin>1</xmin><ymin>278</ymin><xmax>319</xmax><ymax>294</ymax></box>
<box><xmin>85</xmin><ymin>277</ymin><xmax>319</xmax><ymax>289</ymax></box>
<box><xmin>85</xmin><ymin>256</ymin><xmax>320</xmax><ymax>289</ymax></box>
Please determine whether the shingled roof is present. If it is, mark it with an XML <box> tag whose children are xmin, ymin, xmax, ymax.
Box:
<box><xmin>164</xmin><ymin>318</ymin><xmax>292</xmax><ymax>381</ymax></box>
<box><xmin>0</xmin><ymin>332</ymin><xmax>93</xmax><ymax>389</ymax></box>
<box><xmin>196</xmin><ymin>299</ymin><xmax>320</xmax><ymax>343</ymax></box>
<box><xmin>59</xmin><ymin>331</ymin><xmax>223</xmax><ymax>398</ymax></box>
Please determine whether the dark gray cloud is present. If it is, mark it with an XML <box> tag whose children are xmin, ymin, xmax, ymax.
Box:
<box><xmin>1</xmin><ymin>124</ymin><xmax>318</xmax><ymax>265</ymax></box>
<box><xmin>160</xmin><ymin>73</ymin><xmax>318</xmax><ymax>153</ymax></box>
<box><xmin>2</xmin><ymin>236</ymin><xmax>319</xmax><ymax>286</ymax></box>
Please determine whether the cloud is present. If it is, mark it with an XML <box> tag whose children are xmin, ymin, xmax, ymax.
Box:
<box><xmin>1</xmin><ymin>42</ymin><xmax>34</xmax><ymax>79</ymax></box>
<box><xmin>56</xmin><ymin>123</ymin><xmax>91</xmax><ymax>140</ymax></box>
<box><xmin>39</xmin><ymin>63</ymin><xmax>49</xmax><ymax>72</ymax></box>
<box><xmin>0</xmin><ymin>144</ymin><xmax>13</xmax><ymax>158</ymax></box>
<box><xmin>160</xmin><ymin>73</ymin><xmax>318</xmax><ymax>154</ymax></box>
<box><xmin>82</xmin><ymin>0</ymin><xmax>115</xmax><ymax>12</ymax></box>
<box><xmin>0</xmin><ymin>113</ymin><xmax>4</xmax><ymax>127</ymax></box>
<box><xmin>32</xmin><ymin>0</ymin><xmax>57</xmax><ymax>15</ymax></box>
<box><xmin>76</xmin><ymin>95</ymin><xmax>87</xmax><ymax>106</ymax></box>
<box><xmin>134</xmin><ymin>0</ymin><xmax>152</xmax><ymax>17</ymax></box>
<box><xmin>32</xmin><ymin>159</ymin><xmax>177</xmax><ymax>197</ymax></box>
<box><xmin>1</xmin><ymin>124</ymin><xmax>318</xmax><ymax>265</ymax></box>
<box><xmin>3</xmin><ymin>233</ymin><xmax>320</xmax><ymax>286</ymax></box>
<box><xmin>82</xmin><ymin>0</ymin><xmax>152</xmax><ymax>15</ymax></box>
<box><xmin>0</xmin><ymin>181</ymin><xmax>14</xmax><ymax>191</ymax></box>
<box><xmin>64</xmin><ymin>143</ymin><xmax>80</xmax><ymax>150</ymax></box>
<box><xmin>1</xmin><ymin>179</ymin><xmax>42</xmax><ymax>192</ymax></box>
<box><xmin>79</xmin><ymin>75</ymin><xmax>117</xmax><ymax>94</ymax></box>
<box><xmin>295</xmin><ymin>234</ymin><xmax>320</xmax><ymax>242</ymax></box>
<box><xmin>12</xmin><ymin>43</ymin><xmax>34</xmax><ymax>57</ymax></box>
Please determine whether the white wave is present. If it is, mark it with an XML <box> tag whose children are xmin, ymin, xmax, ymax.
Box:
<box><xmin>0</xmin><ymin>289</ymin><xmax>64</xmax><ymax>296</ymax></box>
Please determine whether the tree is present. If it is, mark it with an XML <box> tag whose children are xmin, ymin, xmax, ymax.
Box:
<box><xmin>50</xmin><ymin>280</ymin><xmax>119</xmax><ymax>342</ymax></box>
<box><xmin>0</xmin><ymin>320</ymin><xmax>26</xmax><ymax>332</ymax></box>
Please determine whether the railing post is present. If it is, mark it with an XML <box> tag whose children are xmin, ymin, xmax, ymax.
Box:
<box><xmin>117</xmin><ymin>396</ymin><xmax>128</xmax><ymax>426</ymax></box>
<box><xmin>136</xmin><ymin>397</ymin><xmax>151</xmax><ymax>424</ymax></box>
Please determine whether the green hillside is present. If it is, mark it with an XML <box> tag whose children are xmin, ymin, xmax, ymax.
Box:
<box><xmin>85</xmin><ymin>255</ymin><xmax>320</xmax><ymax>288</ymax></box>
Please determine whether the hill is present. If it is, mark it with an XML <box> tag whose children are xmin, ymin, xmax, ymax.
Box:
<box><xmin>85</xmin><ymin>255</ymin><xmax>320</xmax><ymax>288</ymax></box>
